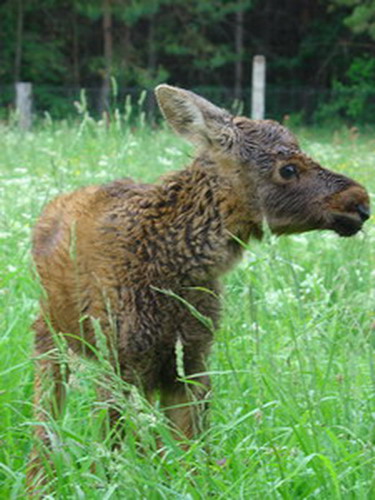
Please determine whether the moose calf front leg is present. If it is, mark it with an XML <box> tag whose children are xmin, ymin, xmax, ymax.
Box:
<box><xmin>160</xmin><ymin>374</ymin><xmax>211</xmax><ymax>444</ymax></box>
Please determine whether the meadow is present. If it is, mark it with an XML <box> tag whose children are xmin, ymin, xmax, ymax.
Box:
<box><xmin>0</xmin><ymin>112</ymin><xmax>374</xmax><ymax>499</ymax></box>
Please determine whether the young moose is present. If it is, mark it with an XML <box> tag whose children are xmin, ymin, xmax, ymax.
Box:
<box><xmin>30</xmin><ymin>85</ymin><xmax>370</xmax><ymax>475</ymax></box>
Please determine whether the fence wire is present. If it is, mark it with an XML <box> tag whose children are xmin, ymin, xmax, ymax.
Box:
<box><xmin>1</xmin><ymin>84</ymin><xmax>375</xmax><ymax>124</ymax></box>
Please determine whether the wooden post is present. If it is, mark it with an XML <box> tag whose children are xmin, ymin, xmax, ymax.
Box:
<box><xmin>251</xmin><ymin>55</ymin><xmax>266</xmax><ymax>120</ymax></box>
<box><xmin>15</xmin><ymin>82</ymin><xmax>33</xmax><ymax>130</ymax></box>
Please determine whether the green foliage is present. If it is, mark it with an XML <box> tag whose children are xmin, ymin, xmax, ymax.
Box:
<box><xmin>23</xmin><ymin>37</ymin><xmax>66</xmax><ymax>84</ymax></box>
<box><xmin>0</xmin><ymin>117</ymin><xmax>374</xmax><ymax>497</ymax></box>
<box><xmin>315</xmin><ymin>56</ymin><xmax>375</xmax><ymax>123</ymax></box>
<box><xmin>334</xmin><ymin>0</ymin><xmax>375</xmax><ymax>38</ymax></box>
<box><xmin>2</xmin><ymin>0</ymin><xmax>375</xmax><ymax>122</ymax></box>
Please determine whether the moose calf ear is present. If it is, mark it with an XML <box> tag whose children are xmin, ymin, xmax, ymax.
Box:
<box><xmin>155</xmin><ymin>84</ymin><xmax>233</xmax><ymax>147</ymax></box>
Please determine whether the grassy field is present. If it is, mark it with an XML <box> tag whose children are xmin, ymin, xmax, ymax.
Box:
<box><xmin>0</xmin><ymin>115</ymin><xmax>374</xmax><ymax>499</ymax></box>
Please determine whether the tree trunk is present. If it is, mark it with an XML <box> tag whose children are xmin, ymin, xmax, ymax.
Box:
<box><xmin>14</xmin><ymin>0</ymin><xmax>24</xmax><ymax>82</ymax></box>
<box><xmin>72</xmin><ymin>7</ymin><xmax>80</xmax><ymax>87</ymax></box>
<box><xmin>99</xmin><ymin>0</ymin><xmax>113</xmax><ymax>115</ymax></box>
<box><xmin>147</xmin><ymin>14</ymin><xmax>156</xmax><ymax>81</ymax></box>
<box><xmin>234</xmin><ymin>3</ymin><xmax>244</xmax><ymax>101</ymax></box>
<box><xmin>147</xmin><ymin>14</ymin><xmax>157</xmax><ymax>119</ymax></box>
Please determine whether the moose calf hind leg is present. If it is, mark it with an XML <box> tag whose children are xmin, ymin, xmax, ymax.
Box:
<box><xmin>27</xmin><ymin>318</ymin><xmax>70</xmax><ymax>487</ymax></box>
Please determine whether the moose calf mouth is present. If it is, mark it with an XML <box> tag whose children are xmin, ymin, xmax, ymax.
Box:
<box><xmin>331</xmin><ymin>214</ymin><xmax>364</xmax><ymax>237</ymax></box>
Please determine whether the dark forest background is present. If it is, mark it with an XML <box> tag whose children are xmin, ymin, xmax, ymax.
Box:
<box><xmin>2</xmin><ymin>0</ymin><xmax>375</xmax><ymax>122</ymax></box>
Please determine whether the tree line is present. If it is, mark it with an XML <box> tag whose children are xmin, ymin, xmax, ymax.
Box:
<box><xmin>1</xmin><ymin>0</ymin><xmax>375</xmax><ymax>121</ymax></box>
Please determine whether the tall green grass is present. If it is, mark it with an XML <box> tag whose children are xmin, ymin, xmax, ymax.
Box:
<box><xmin>0</xmin><ymin>116</ymin><xmax>374</xmax><ymax>499</ymax></box>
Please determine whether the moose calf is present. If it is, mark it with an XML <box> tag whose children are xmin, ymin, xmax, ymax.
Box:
<box><xmin>29</xmin><ymin>85</ymin><xmax>370</xmax><ymax>479</ymax></box>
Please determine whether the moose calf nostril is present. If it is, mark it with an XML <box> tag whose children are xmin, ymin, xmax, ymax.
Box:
<box><xmin>356</xmin><ymin>203</ymin><xmax>371</xmax><ymax>222</ymax></box>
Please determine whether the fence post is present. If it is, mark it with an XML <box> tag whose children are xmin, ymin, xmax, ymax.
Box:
<box><xmin>15</xmin><ymin>82</ymin><xmax>33</xmax><ymax>130</ymax></box>
<box><xmin>251</xmin><ymin>55</ymin><xmax>266</xmax><ymax>120</ymax></box>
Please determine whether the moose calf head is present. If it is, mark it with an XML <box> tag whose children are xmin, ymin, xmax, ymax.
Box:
<box><xmin>156</xmin><ymin>85</ymin><xmax>370</xmax><ymax>238</ymax></box>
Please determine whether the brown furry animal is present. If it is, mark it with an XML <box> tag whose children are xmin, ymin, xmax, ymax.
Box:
<box><xmin>29</xmin><ymin>85</ymin><xmax>370</xmax><ymax>479</ymax></box>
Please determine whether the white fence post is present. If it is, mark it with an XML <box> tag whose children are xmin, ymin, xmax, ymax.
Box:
<box><xmin>251</xmin><ymin>55</ymin><xmax>266</xmax><ymax>120</ymax></box>
<box><xmin>15</xmin><ymin>82</ymin><xmax>33</xmax><ymax>130</ymax></box>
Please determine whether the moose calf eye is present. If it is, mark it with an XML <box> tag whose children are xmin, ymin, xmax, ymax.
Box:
<box><xmin>279</xmin><ymin>164</ymin><xmax>298</xmax><ymax>180</ymax></box>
